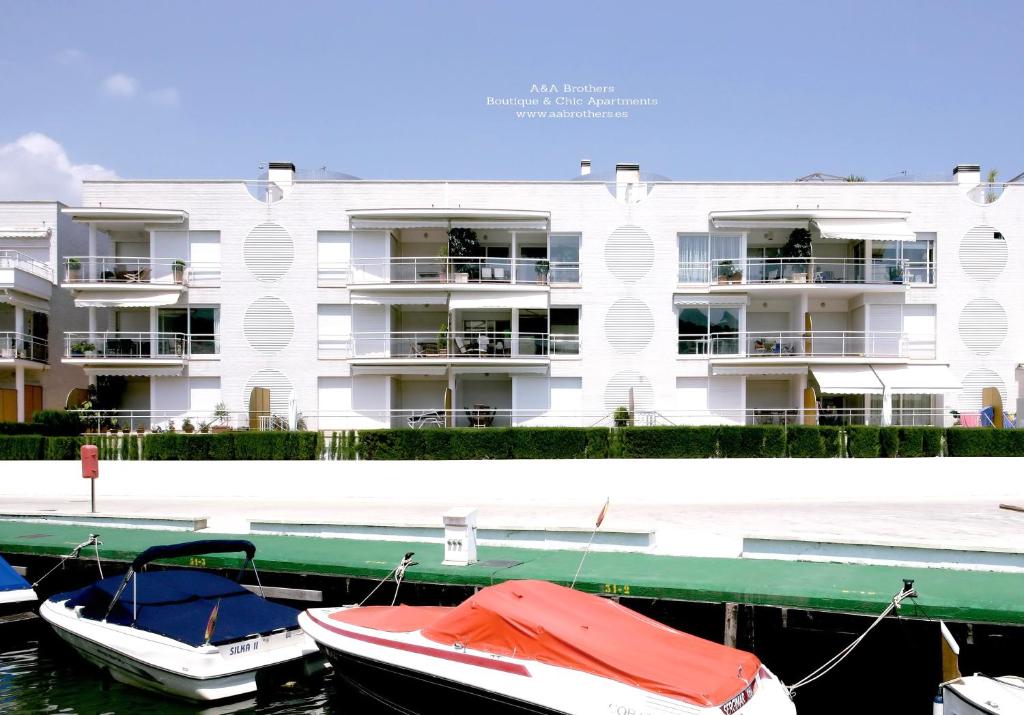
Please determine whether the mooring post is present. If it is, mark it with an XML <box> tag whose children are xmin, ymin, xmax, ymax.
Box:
<box><xmin>724</xmin><ymin>602</ymin><xmax>739</xmax><ymax>647</ymax></box>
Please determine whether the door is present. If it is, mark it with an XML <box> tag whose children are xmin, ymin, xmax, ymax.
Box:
<box><xmin>24</xmin><ymin>385</ymin><xmax>42</xmax><ymax>420</ymax></box>
<box><xmin>249</xmin><ymin>387</ymin><xmax>270</xmax><ymax>429</ymax></box>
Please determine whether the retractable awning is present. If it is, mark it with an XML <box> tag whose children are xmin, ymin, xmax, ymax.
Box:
<box><xmin>449</xmin><ymin>292</ymin><xmax>548</xmax><ymax>310</ymax></box>
<box><xmin>871</xmin><ymin>364</ymin><xmax>962</xmax><ymax>394</ymax></box>
<box><xmin>0</xmin><ymin>228</ymin><xmax>50</xmax><ymax>240</ymax></box>
<box><xmin>349</xmin><ymin>292</ymin><xmax>449</xmax><ymax>306</ymax></box>
<box><xmin>84</xmin><ymin>366</ymin><xmax>184</xmax><ymax>378</ymax></box>
<box><xmin>811</xmin><ymin>365</ymin><xmax>883</xmax><ymax>395</ymax></box>
<box><xmin>673</xmin><ymin>294</ymin><xmax>749</xmax><ymax>306</ymax></box>
<box><xmin>812</xmin><ymin>218</ymin><xmax>916</xmax><ymax>242</ymax></box>
<box><xmin>348</xmin><ymin>208</ymin><xmax>549</xmax><ymax>231</ymax></box>
<box><xmin>713</xmin><ymin>365</ymin><xmax>808</xmax><ymax>376</ymax></box>
<box><xmin>0</xmin><ymin>291</ymin><xmax>50</xmax><ymax>313</ymax></box>
<box><xmin>74</xmin><ymin>290</ymin><xmax>183</xmax><ymax>308</ymax></box>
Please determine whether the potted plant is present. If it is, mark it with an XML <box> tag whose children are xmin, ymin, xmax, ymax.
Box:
<box><xmin>613</xmin><ymin>405</ymin><xmax>632</xmax><ymax>427</ymax></box>
<box><xmin>534</xmin><ymin>259</ymin><xmax>550</xmax><ymax>284</ymax></box>
<box><xmin>167</xmin><ymin>419</ymin><xmax>176</xmax><ymax>433</ymax></box>
<box><xmin>782</xmin><ymin>228</ymin><xmax>812</xmax><ymax>281</ymax></box>
<box><xmin>67</xmin><ymin>257</ymin><xmax>82</xmax><ymax>282</ymax></box>
<box><xmin>888</xmin><ymin>264</ymin><xmax>905</xmax><ymax>283</ymax></box>
<box><xmin>437</xmin><ymin>321</ymin><xmax>449</xmax><ymax>356</ymax></box>
<box><xmin>198</xmin><ymin>420</ymin><xmax>210</xmax><ymax>434</ymax></box>
<box><xmin>70</xmin><ymin>341</ymin><xmax>96</xmax><ymax>357</ymax></box>
<box><xmin>447</xmin><ymin>227</ymin><xmax>480</xmax><ymax>283</ymax></box>
<box><xmin>211</xmin><ymin>401</ymin><xmax>232</xmax><ymax>432</ymax></box>
<box><xmin>182</xmin><ymin>417</ymin><xmax>195</xmax><ymax>434</ymax></box>
<box><xmin>717</xmin><ymin>260</ymin><xmax>734</xmax><ymax>284</ymax></box>
<box><xmin>136</xmin><ymin>424</ymin><xmax>145</xmax><ymax>435</ymax></box>
<box><xmin>172</xmin><ymin>259</ymin><xmax>186</xmax><ymax>284</ymax></box>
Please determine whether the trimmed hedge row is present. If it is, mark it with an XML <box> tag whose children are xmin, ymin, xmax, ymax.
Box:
<box><xmin>359</xmin><ymin>428</ymin><xmax>610</xmax><ymax>460</ymax></box>
<box><xmin>0</xmin><ymin>425</ymin><xmax>1021</xmax><ymax>460</ymax></box>
<box><xmin>0</xmin><ymin>410</ymin><xmax>84</xmax><ymax>437</ymax></box>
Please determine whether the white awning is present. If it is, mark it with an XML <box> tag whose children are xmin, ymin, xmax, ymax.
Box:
<box><xmin>351</xmin><ymin>365</ymin><xmax>448</xmax><ymax>376</ymax></box>
<box><xmin>811</xmin><ymin>365</ymin><xmax>883</xmax><ymax>395</ymax></box>
<box><xmin>0</xmin><ymin>291</ymin><xmax>50</xmax><ymax>313</ymax></box>
<box><xmin>62</xmin><ymin>207</ymin><xmax>188</xmax><ymax>224</ymax></box>
<box><xmin>349</xmin><ymin>292</ymin><xmax>449</xmax><ymax>306</ymax></box>
<box><xmin>713</xmin><ymin>219</ymin><xmax>810</xmax><ymax>230</ymax></box>
<box><xmin>452</xmin><ymin>365</ymin><xmax>548</xmax><ymax>375</ymax></box>
<box><xmin>0</xmin><ymin>228</ymin><xmax>51</xmax><ymax>240</ymax></box>
<box><xmin>348</xmin><ymin>208</ymin><xmax>549</xmax><ymax>231</ymax></box>
<box><xmin>871</xmin><ymin>364</ymin><xmax>962</xmax><ymax>394</ymax></box>
<box><xmin>74</xmin><ymin>290</ymin><xmax>183</xmax><ymax>308</ymax></box>
<box><xmin>673</xmin><ymin>294</ymin><xmax>749</xmax><ymax>306</ymax></box>
<box><xmin>812</xmin><ymin>218</ymin><xmax>916</xmax><ymax>242</ymax></box>
<box><xmin>84</xmin><ymin>366</ymin><xmax>184</xmax><ymax>377</ymax></box>
<box><xmin>713</xmin><ymin>365</ymin><xmax>808</xmax><ymax>376</ymax></box>
<box><xmin>449</xmin><ymin>292</ymin><xmax>548</xmax><ymax>310</ymax></box>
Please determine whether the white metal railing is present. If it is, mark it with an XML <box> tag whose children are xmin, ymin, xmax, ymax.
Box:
<box><xmin>63</xmin><ymin>332</ymin><xmax>188</xmax><ymax>360</ymax></box>
<box><xmin>677</xmin><ymin>331</ymin><xmax>929</xmax><ymax>359</ymax></box>
<box><xmin>0</xmin><ymin>250</ymin><xmax>53</xmax><ymax>281</ymax></box>
<box><xmin>351</xmin><ymin>331</ymin><xmax>565</xmax><ymax>358</ymax></box>
<box><xmin>0</xmin><ymin>332</ymin><xmax>48</xmax><ymax>362</ymax></box>
<box><xmin>63</xmin><ymin>256</ymin><xmax>189</xmax><ymax>285</ymax></box>
<box><xmin>64</xmin><ymin>407</ymin><xmax>993</xmax><ymax>434</ymax></box>
<box><xmin>348</xmin><ymin>257</ymin><xmax>580</xmax><ymax>285</ymax></box>
<box><xmin>678</xmin><ymin>258</ymin><xmax>928</xmax><ymax>285</ymax></box>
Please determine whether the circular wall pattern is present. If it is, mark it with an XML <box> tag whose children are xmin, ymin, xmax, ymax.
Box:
<box><xmin>244</xmin><ymin>222</ymin><xmax>294</xmax><ymax>282</ymax></box>
<box><xmin>604</xmin><ymin>298</ymin><xmax>655</xmax><ymax>354</ymax></box>
<box><xmin>958</xmin><ymin>368</ymin><xmax>1006</xmax><ymax>412</ymax></box>
<box><xmin>244</xmin><ymin>296</ymin><xmax>295</xmax><ymax>353</ymax></box>
<box><xmin>603</xmin><ymin>370</ymin><xmax>654</xmax><ymax>411</ymax></box>
<box><xmin>958</xmin><ymin>298</ymin><xmax>1007</xmax><ymax>355</ymax></box>
<box><xmin>604</xmin><ymin>225</ymin><xmax>655</xmax><ymax>283</ymax></box>
<box><xmin>958</xmin><ymin>225</ymin><xmax>1007</xmax><ymax>281</ymax></box>
<box><xmin>243</xmin><ymin>368</ymin><xmax>293</xmax><ymax>417</ymax></box>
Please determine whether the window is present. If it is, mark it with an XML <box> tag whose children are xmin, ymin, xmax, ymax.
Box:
<box><xmin>158</xmin><ymin>307</ymin><xmax>219</xmax><ymax>355</ymax></box>
<box><xmin>871</xmin><ymin>234</ymin><xmax>935</xmax><ymax>284</ymax></box>
<box><xmin>677</xmin><ymin>233</ymin><xmax>743</xmax><ymax>283</ymax></box>
<box><xmin>677</xmin><ymin>306</ymin><xmax>741</xmax><ymax>355</ymax></box>
<box><xmin>548</xmin><ymin>234</ymin><xmax>580</xmax><ymax>284</ymax></box>
<box><xmin>549</xmin><ymin>307</ymin><xmax>580</xmax><ymax>355</ymax></box>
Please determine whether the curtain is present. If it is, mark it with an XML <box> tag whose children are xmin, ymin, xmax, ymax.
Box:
<box><xmin>678</xmin><ymin>234</ymin><xmax>709</xmax><ymax>283</ymax></box>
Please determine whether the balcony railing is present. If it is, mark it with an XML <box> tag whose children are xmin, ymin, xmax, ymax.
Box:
<box><xmin>678</xmin><ymin>258</ymin><xmax>932</xmax><ymax>286</ymax></box>
<box><xmin>0</xmin><ymin>332</ymin><xmax>48</xmax><ymax>363</ymax></box>
<box><xmin>348</xmin><ymin>257</ymin><xmax>580</xmax><ymax>285</ymax></box>
<box><xmin>351</xmin><ymin>331</ymin><xmax>569</xmax><ymax>358</ymax></box>
<box><xmin>0</xmin><ymin>250</ymin><xmax>53</xmax><ymax>281</ymax></box>
<box><xmin>64</xmin><ymin>332</ymin><xmax>188</xmax><ymax>360</ymax></box>
<box><xmin>678</xmin><ymin>330</ymin><xmax>928</xmax><ymax>359</ymax></box>
<box><xmin>63</xmin><ymin>257</ymin><xmax>189</xmax><ymax>286</ymax></box>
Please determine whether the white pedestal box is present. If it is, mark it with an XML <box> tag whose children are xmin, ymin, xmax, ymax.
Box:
<box><xmin>443</xmin><ymin>507</ymin><xmax>478</xmax><ymax>566</ymax></box>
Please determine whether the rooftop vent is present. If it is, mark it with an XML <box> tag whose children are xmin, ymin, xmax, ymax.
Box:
<box><xmin>580</xmin><ymin>159</ymin><xmax>591</xmax><ymax>177</ymax></box>
<box><xmin>267</xmin><ymin>161</ymin><xmax>295</xmax><ymax>193</ymax></box>
<box><xmin>954</xmin><ymin>164</ymin><xmax>981</xmax><ymax>185</ymax></box>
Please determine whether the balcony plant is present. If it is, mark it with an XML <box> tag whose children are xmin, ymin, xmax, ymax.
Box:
<box><xmin>447</xmin><ymin>227</ymin><xmax>481</xmax><ymax>282</ymax></box>
<box><xmin>70</xmin><ymin>341</ymin><xmax>96</xmax><ymax>357</ymax></box>
<box><xmin>182</xmin><ymin>417</ymin><xmax>195</xmax><ymax>434</ymax></box>
<box><xmin>888</xmin><ymin>264</ymin><xmax>905</xmax><ymax>283</ymax></box>
<box><xmin>198</xmin><ymin>420</ymin><xmax>210</xmax><ymax>434</ymax></box>
<box><xmin>67</xmin><ymin>257</ymin><xmax>82</xmax><ymax>282</ymax></box>
<box><xmin>534</xmin><ymin>259</ymin><xmax>550</xmax><ymax>284</ymax></box>
<box><xmin>782</xmin><ymin>228</ymin><xmax>812</xmax><ymax>281</ymax></box>
<box><xmin>172</xmin><ymin>259</ymin><xmax>186</xmax><ymax>284</ymax></box>
<box><xmin>437</xmin><ymin>321</ymin><xmax>449</xmax><ymax>356</ymax></box>
<box><xmin>211</xmin><ymin>401</ymin><xmax>232</xmax><ymax>432</ymax></box>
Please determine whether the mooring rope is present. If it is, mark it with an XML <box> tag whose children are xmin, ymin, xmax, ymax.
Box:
<box><xmin>31</xmin><ymin>534</ymin><xmax>103</xmax><ymax>588</ymax></box>
<box><xmin>357</xmin><ymin>552</ymin><xmax>417</xmax><ymax>608</ymax></box>
<box><xmin>787</xmin><ymin>581</ymin><xmax>917</xmax><ymax>694</ymax></box>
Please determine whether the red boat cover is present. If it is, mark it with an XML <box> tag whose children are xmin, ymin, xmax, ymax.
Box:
<box><xmin>330</xmin><ymin>605</ymin><xmax>453</xmax><ymax>633</ymax></box>
<box><xmin>418</xmin><ymin>580</ymin><xmax>759</xmax><ymax>706</ymax></box>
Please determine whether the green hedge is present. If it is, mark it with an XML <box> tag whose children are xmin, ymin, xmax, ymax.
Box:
<box><xmin>0</xmin><ymin>435</ymin><xmax>44</xmax><ymax>459</ymax></box>
<box><xmin>357</xmin><ymin>427</ymin><xmax>609</xmax><ymax>460</ymax></box>
<box><xmin>619</xmin><ymin>426</ymin><xmax>718</xmax><ymax>458</ymax></box>
<box><xmin>718</xmin><ymin>425</ymin><xmax>786</xmax><ymax>458</ymax></box>
<box><xmin>787</xmin><ymin>426</ymin><xmax>843</xmax><ymax>458</ymax></box>
<box><xmin>947</xmin><ymin>429</ymin><xmax>1024</xmax><ymax>457</ymax></box>
<box><xmin>846</xmin><ymin>426</ymin><xmax>880</xmax><ymax>458</ymax></box>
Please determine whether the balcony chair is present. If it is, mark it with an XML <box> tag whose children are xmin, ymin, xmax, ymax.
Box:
<box><xmin>408</xmin><ymin>410</ymin><xmax>445</xmax><ymax>429</ymax></box>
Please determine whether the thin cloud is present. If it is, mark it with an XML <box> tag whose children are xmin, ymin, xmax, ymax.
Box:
<box><xmin>102</xmin><ymin>73</ymin><xmax>139</xmax><ymax>98</ymax></box>
<box><xmin>0</xmin><ymin>133</ymin><xmax>118</xmax><ymax>204</ymax></box>
<box><xmin>54</xmin><ymin>48</ymin><xmax>85</xmax><ymax>65</ymax></box>
<box><xmin>148</xmin><ymin>87</ymin><xmax>181</xmax><ymax>108</ymax></box>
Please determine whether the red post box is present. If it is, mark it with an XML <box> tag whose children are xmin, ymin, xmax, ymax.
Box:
<box><xmin>81</xmin><ymin>444</ymin><xmax>98</xmax><ymax>479</ymax></box>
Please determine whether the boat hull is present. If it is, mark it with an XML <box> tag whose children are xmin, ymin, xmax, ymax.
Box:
<box><xmin>324</xmin><ymin>643</ymin><xmax>566</xmax><ymax>715</ymax></box>
<box><xmin>42</xmin><ymin>599</ymin><xmax>325</xmax><ymax>702</ymax></box>
<box><xmin>943</xmin><ymin>676</ymin><xmax>1024</xmax><ymax>715</ymax></box>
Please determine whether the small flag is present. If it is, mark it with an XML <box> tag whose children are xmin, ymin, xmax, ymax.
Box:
<box><xmin>204</xmin><ymin>598</ymin><xmax>221</xmax><ymax>644</ymax></box>
<box><xmin>595</xmin><ymin>498</ymin><xmax>610</xmax><ymax>529</ymax></box>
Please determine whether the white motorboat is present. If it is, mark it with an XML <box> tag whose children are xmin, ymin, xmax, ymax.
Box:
<box><xmin>40</xmin><ymin>539</ymin><xmax>324</xmax><ymax>702</ymax></box>
<box><xmin>300</xmin><ymin>578</ymin><xmax>796</xmax><ymax>714</ymax></box>
<box><xmin>0</xmin><ymin>553</ymin><xmax>36</xmax><ymax>622</ymax></box>
<box><xmin>942</xmin><ymin>675</ymin><xmax>1024</xmax><ymax>714</ymax></box>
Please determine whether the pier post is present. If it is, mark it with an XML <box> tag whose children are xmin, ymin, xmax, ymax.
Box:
<box><xmin>724</xmin><ymin>602</ymin><xmax>739</xmax><ymax>647</ymax></box>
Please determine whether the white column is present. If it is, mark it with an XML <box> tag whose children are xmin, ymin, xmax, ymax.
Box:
<box><xmin>797</xmin><ymin>292</ymin><xmax>809</xmax><ymax>355</ymax></box>
<box><xmin>797</xmin><ymin>372</ymin><xmax>808</xmax><ymax>425</ymax></box>
<box><xmin>88</xmin><ymin>224</ymin><xmax>97</xmax><ymax>281</ymax></box>
<box><xmin>150</xmin><ymin>307</ymin><xmax>158</xmax><ymax>358</ymax></box>
<box><xmin>881</xmin><ymin>387</ymin><xmax>893</xmax><ymax>426</ymax></box>
<box><xmin>88</xmin><ymin>306</ymin><xmax>96</xmax><ymax>338</ymax></box>
<box><xmin>13</xmin><ymin>305</ymin><xmax>23</xmax><ymax>337</ymax></box>
<box><xmin>149</xmin><ymin>376</ymin><xmax>156</xmax><ymax>429</ymax></box>
<box><xmin>14</xmin><ymin>365</ymin><xmax>24</xmax><ymax>422</ymax></box>
<box><xmin>511</xmin><ymin>308</ymin><xmax>520</xmax><ymax>356</ymax></box>
<box><xmin>510</xmin><ymin>231</ymin><xmax>517</xmax><ymax>284</ymax></box>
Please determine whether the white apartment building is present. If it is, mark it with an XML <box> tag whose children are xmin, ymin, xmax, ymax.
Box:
<box><xmin>13</xmin><ymin>161</ymin><xmax>1024</xmax><ymax>430</ymax></box>
<box><xmin>0</xmin><ymin>202</ymin><xmax>87</xmax><ymax>421</ymax></box>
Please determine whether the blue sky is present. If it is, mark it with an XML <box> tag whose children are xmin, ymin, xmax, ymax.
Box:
<box><xmin>0</xmin><ymin>0</ymin><xmax>1021</xmax><ymax>196</ymax></box>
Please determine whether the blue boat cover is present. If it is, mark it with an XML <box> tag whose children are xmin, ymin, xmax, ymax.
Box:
<box><xmin>57</xmin><ymin>570</ymin><xmax>299</xmax><ymax>647</ymax></box>
<box><xmin>130</xmin><ymin>540</ymin><xmax>257</xmax><ymax>571</ymax></box>
<box><xmin>0</xmin><ymin>555</ymin><xmax>31</xmax><ymax>592</ymax></box>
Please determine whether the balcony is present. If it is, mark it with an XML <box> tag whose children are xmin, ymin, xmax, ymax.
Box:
<box><xmin>348</xmin><ymin>257</ymin><xmax>580</xmax><ymax>287</ymax></box>
<box><xmin>62</xmin><ymin>332</ymin><xmax>197</xmax><ymax>375</ymax></box>
<box><xmin>0</xmin><ymin>250</ymin><xmax>53</xmax><ymax>302</ymax></box>
<box><xmin>348</xmin><ymin>331</ymin><xmax>576</xmax><ymax>367</ymax></box>
<box><xmin>62</xmin><ymin>257</ymin><xmax>190</xmax><ymax>308</ymax></box>
<box><xmin>678</xmin><ymin>258</ymin><xmax>933</xmax><ymax>288</ymax></box>
<box><xmin>678</xmin><ymin>331</ymin><xmax>932</xmax><ymax>361</ymax></box>
<box><xmin>0</xmin><ymin>333</ymin><xmax>48</xmax><ymax>366</ymax></box>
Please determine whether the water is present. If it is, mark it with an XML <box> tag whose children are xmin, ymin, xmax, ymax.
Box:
<box><xmin>0</xmin><ymin>623</ymin><xmax>365</xmax><ymax>715</ymax></box>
